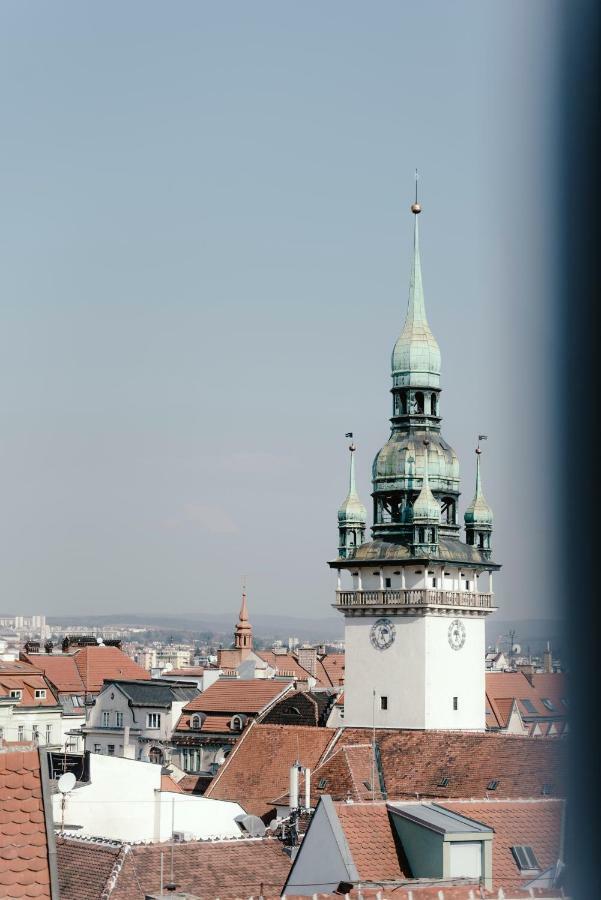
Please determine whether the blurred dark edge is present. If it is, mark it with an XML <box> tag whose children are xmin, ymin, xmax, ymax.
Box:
<box><xmin>561</xmin><ymin>2</ymin><xmax>601</xmax><ymax>897</ymax></box>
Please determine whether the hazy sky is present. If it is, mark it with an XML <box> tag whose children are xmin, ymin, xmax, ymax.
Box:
<box><xmin>0</xmin><ymin>2</ymin><xmax>562</xmax><ymax>624</ymax></box>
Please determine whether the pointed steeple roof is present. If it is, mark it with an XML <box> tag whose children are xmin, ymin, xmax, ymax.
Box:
<box><xmin>234</xmin><ymin>588</ymin><xmax>253</xmax><ymax>650</ymax></box>
<box><xmin>338</xmin><ymin>444</ymin><xmax>367</xmax><ymax>525</ymax></box>
<box><xmin>391</xmin><ymin>196</ymin><xmax>441</xmax><ymax>387</ymax></box>
<box><xmin>411</xmin><ymin>440</ymin><xmax>441</xmax><ymax>523</ymax></box>
<box><xmin>464</xmin><ymin>447</ymin><xmax>493</xmax><ymax>526</ymax></box>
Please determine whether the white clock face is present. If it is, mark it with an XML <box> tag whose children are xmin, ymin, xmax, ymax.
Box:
<box><xmin>448</xmin><ymin>619</ymin><xmax>466</xmax><ymax>651</ymax></box>
<box><xmin>370</xmin><ymin>618</ymin><xmax>396</xmax><ymax>651</ymax></box>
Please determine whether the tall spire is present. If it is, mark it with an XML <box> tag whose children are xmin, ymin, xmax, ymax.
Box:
<box><xmin>411</xmin><ymin>440</ymin><xmax>440</xmax><ymax>524</ymax></box>
<box><xmin>391</xmin><ymin>184</ymin><xmax>441</xmax><ymax>389</ymax></box>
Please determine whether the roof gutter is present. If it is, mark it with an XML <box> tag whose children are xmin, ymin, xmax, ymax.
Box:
<box><xmin>38</xmin><ymin>747</ymin><xmax>60</xmax><ymax>899</ymax></box>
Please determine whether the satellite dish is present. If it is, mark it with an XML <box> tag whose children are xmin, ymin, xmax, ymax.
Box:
<box><xmin>96</xmin><ymin>637</ymin><xmax>104</xmax><ymax>645</ymax></box>
<box><xmin>512</xmin><ymin>643</ymin><xmax>521</xmax><ymax>654</ymax></box>
<box><xmin>57</xmin><ymin>772</ymin><xmax>76</xmax><ymax>794</ymax></box>
<box><xmin>266</xmin><ymin>818</ymin><xmax>282</xmax><ymax>833</ymax></box>
<box><xmin>234</xmin><ymin>814</ymin><xmax>266</xmax><ymax>837</ymax></box>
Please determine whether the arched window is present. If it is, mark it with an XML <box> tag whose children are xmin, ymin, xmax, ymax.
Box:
<box><xmin>400</xmin><ymin>392</ymin><xmax>408</xmax><ymax>414</ymax></box>
<box><xmin>149</xmin><ymin>747</ymin><xmax>163</xmax><ymax>765</ymax></box>
<box><xmin>418</xmin><ymin>527</ymin><xmax>425</xmax><ymax>543</ymax></box>
<box><xmin>431</xmin><ymin>393</ymin><xmax>438</xmax><ymax>416</ymax></box>
<box><xmin>441</xmin><ymin>497</ymin><xmax>456</xmax><ymax>525</ymax></box>
<box><xmin>191</xmin><ymin>714</ymin><xmax>202</xmax><ymax>730</ymax></box>
<box><xmin>415</xmin><ymin>392</ymin><xmax>424</xmax><ymax>413</ymax></box>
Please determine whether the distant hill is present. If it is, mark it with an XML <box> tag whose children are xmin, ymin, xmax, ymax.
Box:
<box><xmin>47</xmin><ymin>611</ymin><xmax>344</xmax><ymax>642</ymax></box>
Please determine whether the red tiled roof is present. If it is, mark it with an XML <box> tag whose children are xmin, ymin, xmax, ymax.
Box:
<box><xmin>163</xmin><ymin>666</ymin><xmax>204</xmax><ymax>676</ymax></box>
<box><xmin>56</xmin><ymin>837</ymin><xmax>122</xmax><ymax>900</ymax></box>
<box><xmin>20</xmin><ymin>655</ymin><xmax>85</xmax><ymax>694</ymax></box>
<box><xmin>160</xmin><ymin>774</ymin><xmax>183</xmax><ymax>793</ymax></box>
<box><xmin>0</xmin><ymin>663</ymin><xmax>59</xmax><ymax>709</ymax></box>
<box><xmin>441</xmin><ymin>799</ymin><xmax>564</xmax><ymax>888</ymax></box>
<box><xmin>257</xmin><ymin>651</ymin><xmax>344</xmax><ymax>689</ymax></box>
<box><xmin>275</xmin><ymin>744</ymin><xmax>385</xmax><ymax>806</ymax></box>
<box><xmin>21</xmin><ymin>647</ymin><xmax>150</xmax><ymax>695</ymax></box>
<box><xmin>486</xmin><ymin>671</ymin><xmax>567</xmax><ymax>725</ymax></box>
<box><xmin>108</xmin><ymin>838</ymin><xmax>291</xmax><ymax>899</ymax></box>
<box><xmin>205</xmin><ymin>722</ymin><xmax>336</xmax><ymax>818</ymax></box>
<box><xmin>177</xmin><ymin>774</ymin><xmax>209</xmax><ymax>794</ymax></box>
<box><xmin>319</xmin><ymin>653</ymin><xmax>345</xmax><ymax>687</ymax></box>
<box><xmin>73</xmin><ymin>646</ymin><xmax>150</xmax><ymax>694</ymax></box>
<box><xmin>184</xmin><ymin>678</ymin><xmax>293</xmax><ymax>714</ymax></box>
<box><xmin>0</xmin><ymin>746</ymin><xmax>52</xmax><ymax>899</ymax></box>
<box><xmin>177</xmin><ymin>712</ymin><xmax>234</xmax><ymax>733</ymax></box>
<box><xmin>333</xmin><ymin>728</ymin><xmax>566</xmax><ymax>800</ymax></box>
<box><xmin>334</xmin><ymin>801</ymin><xmax>407</xmax><ymax>881</ymax></box>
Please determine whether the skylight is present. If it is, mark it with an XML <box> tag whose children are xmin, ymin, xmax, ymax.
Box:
<box><xmin>487</xmin><ymin>779</ymin><xmax>499</xmax><ymax>791</ymax></box>
<box><xmin>437</xmin><ymin>776</ymin><xmax>449</xmax><ymax>788</ymax></box>
<box><xmin>520</xmin><ymin>698</ymin><xmax>537</xmax><ymax>714</ymax></box>
<box><xmin>541</xmin><ymin>698</ymin><xmax>555</xmax><ymax>711</ymax></box>
<box><xmin>511</xmin><ymin>845</ymin><xmax>540</xmax><ymax>871</ymax></box>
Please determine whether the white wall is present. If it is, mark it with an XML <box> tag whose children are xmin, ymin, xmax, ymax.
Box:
<box><xmin>343</xmin><ymin>612</ymin><xmax>486</xmax><ymax>730</ymax></box>
<box><xmin>52</xmin><ymin>753</ymin><xmax>245</xmax><ymax>843</ymax></box>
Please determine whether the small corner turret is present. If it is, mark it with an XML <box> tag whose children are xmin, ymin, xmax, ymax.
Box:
<box><xmin>337</xmin><ymin>437</ymin><xmax>366</xmax><ymax>559</ymax></box>
<box><xmin>464</xmin><ymin>438</ymin><xmax>493</xmax><ymax>559</ymax></box>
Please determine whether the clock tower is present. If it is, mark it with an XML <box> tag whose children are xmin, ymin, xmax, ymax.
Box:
<box><xmin>330</xmin><ymin>194</ymin><xmax>500</xmax><ymax>731</ymax></box>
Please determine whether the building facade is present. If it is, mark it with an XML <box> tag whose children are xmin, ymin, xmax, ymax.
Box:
<box><xmin>331</xmin><ymin>200</ymin><xmax>500</xmax><ymax>731</ymax></box>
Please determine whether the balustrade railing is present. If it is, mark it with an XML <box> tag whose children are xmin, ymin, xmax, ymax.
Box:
<box><xmin>335</xmin><ymin>589</ymin><xmax>493</xmax><ymax>609</ymax></box>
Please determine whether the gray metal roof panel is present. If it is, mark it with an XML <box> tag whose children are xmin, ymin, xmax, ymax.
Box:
<box><xmin>388</xmin><ymin>802</ymin><xmax>493</xmax><ymax>835</ymax></box>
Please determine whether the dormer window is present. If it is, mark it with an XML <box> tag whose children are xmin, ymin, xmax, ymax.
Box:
<box><xmin>190</xmin><ymin>714</ymin><xmax>203</xmax><ymax>730</ymax></box>
<box><xmin>230</xmin><ymin>714</ymin><xmax>247</xmax><ymax>732</ymax></box>
<box><xmin>9</xmin><ymin>690</ymin><xmax>22</xmax><ymax>700</ymax></box>
<box><xmin>35</xmin><ymin>689</ymin><xmax>46</xmax><ymax>700</ymax></box>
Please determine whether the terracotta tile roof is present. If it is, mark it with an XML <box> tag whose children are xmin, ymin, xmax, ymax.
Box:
<box><xmin>73</xmin><ymin>646</ymin><xmax>150</xmax><ymax>694</ymax></box>
<box><xmin>205</xmin><ymin>722</ymin><xmax>336</xmax><ymax>818</ymax></box>
<box><xmin>20</xmin><ymin>654</ymin><xmax>85</xmax><ymax>694</ymax></box>
<box><xmin>56</xmin><ymin>837</ymin><xmax>122</xmax><ymax>900</ymax></box>
<box><xmin>334</xmin><ymin>801</ymin><xmax>408</xmax><ymax>881</ymax></box>
<box><xmin>0</xmin><ymin>663</ymin><xmax>59</xmax><ymax>709</ymax></box>
<box><xmin>183</xmin><ymin>678</ymin><xmax>293</xmax><ymax>714</ymax></box>
<box><xmin>486</xmin><ymin>672</ymin><xmax>567</xmax><ymax>726</ymax></box>
<box><xmin>177</xmin><ymin>774</ymin><xmax>209</xmax><ymax>794</ymax></box>
<box><xmin>176</xmin><ymin>711</ymin><xmax>235</xmax><ymax>734</ymax></box>
<box><xmin>21</xmin><ymin>647</ymin><xmax>150</xmax><ymax>695</ymax></box>
<box><xmin>275</xmin><ymin>744</ymin><xmax>385</xmax><ymax>806</ymax></box>
<box><xmin>108</xmin><ymin>838</ymin><xmax>291</xmax><ymax>899</ymax></box>
<box><xmin>318</xmin><ymin>653</ymin><xmax>345</xmax><ymax>687</ymax></box>
<box><xmin>161</xmin><ymin>774</ymin><xmax>183</xmax><ymax>792</ymax></box>
<box><xmin>0</xmin><ymin>746</ymin><xmax>52</xmax><ymax>899</ymax></box>
<box><xmin>441</xmin><ymin>799</ymin><xmax>564</xmax><ymax>888</ymax></box>
<box><xmin>333</xmin><ymin>728</ymin><xmax>567</xmax><ymax>800</ymax></box>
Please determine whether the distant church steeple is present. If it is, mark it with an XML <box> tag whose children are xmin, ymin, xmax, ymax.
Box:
<box><xmin>234</xmin><ymin>587</ymin><xmax>253</xmax><ymax>652</ymax></box>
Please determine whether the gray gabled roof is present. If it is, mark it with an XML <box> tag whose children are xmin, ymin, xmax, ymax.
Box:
<box><xmin>388</xmin><ymin>802</ymin><xmax>493</xmax><ymax>835</ymax></box>
<box><xmin>104</xmin><ymin>679</ymin><xmax>198</xmax><ymax>708</ymax></box>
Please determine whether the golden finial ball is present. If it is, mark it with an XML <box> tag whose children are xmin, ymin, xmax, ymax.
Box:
<box><xmin>411</xmin><ymin>203</ymin><xmax>421</xmax><ymax>214</ymax></box>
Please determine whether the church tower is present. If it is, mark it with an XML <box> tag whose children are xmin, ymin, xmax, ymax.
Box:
<box><xmin>330</xmin><ymin>191</ymin><xmax>500</xmax><ymax>731</ymax></box>
<box><xmin>234</xmin><ymin>588</ymin><xmax>253</xmax><ymax>656</ymax></box>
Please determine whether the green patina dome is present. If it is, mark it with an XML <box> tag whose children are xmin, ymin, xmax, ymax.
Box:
<box><xmin>372</xmin><ymin>433</ymin><xmax>459</xmax><ymax>494</ymax></box>
<box><xmin>391</xmin><ymin>216</ymin><xmax>441</xmax><ymax>388</ymax></box>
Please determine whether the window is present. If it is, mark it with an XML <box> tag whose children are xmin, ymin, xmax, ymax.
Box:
<box><xmin>18</xmin><ymin>726</ymin><xmax>24</xmax><ymax>741</ymax></box>
<box><xmin>182</xmin><ymin>748</ymin><xmax>201</xmax><ymax>773</ymax></box>
<box><xmin>147</xmin><ymin>713</ymin><xmax>161</xmax><ymax>729</ymax></box>
<box><xmin>45</xmin><ymin>724</ymin><xmax>52</xmax><ymax>745</ymax></box>
<box><xmin>453</xmin><ymin>697</ymin><xmax>458</xmax><ymax>710</ymax></box>
<box><xmin>9</xmin><ymin>690</ymin><xmax>22</xmax><ymax>700</ymax></box>
<box><xmin>149</xmin><ymin>747</ymin><xmax>163</xmax><ymax>764</ymax></box>
<box><xmin>511</xmin><ymin>846</ymin><xmax>540</xmax><ymax>872</ymax></box>
<box><xmin>32</xmin><ymin>725</ymin><xmax>40</xmax><ymax>741</ymax></box>
<box><xmin>318</xmin><ymin>778</ymin><xmax>328</xmax><ymax>789</ymax></box>
<box><xmin>437</xmin><ymin>776</ymin><xmax>449</xmax><ymax>788</ymax></box>
<box><xmin>541</xmin><ymin>783</ymin><xmax>553</xmax><ymax>796</ymax></box>
<box><xmin>116</xmin><ymin>712</ymin><xmax>124</xmax><ymax>727</ymax></box>
<box><xmin>190</xmin><ymin>714</ymin><xmax>202</xmax><ymax>729</ymax></box>
<box><xmin>35</xmin><ymin>689</ymin><xmax>46</xmax><ymax>700</ymax></box>
<box><xmin>520</xmin><ymin>698</ymin><xmax>537</xmax><ymax>714</ymax></box>
<box><xmin>541</xmin><ymin>698</ymin><xmax>555</xmax><ymax>711</ymax></box>
<box><xmin>107</xmin><ymin>744</ymin><xmax>115</xmax><ymax>756</ymax></box>
<box><xmin>380</xmin><ymin>696</ymin><xmax>388</xmax><ymax>710</ymax></box>
<box><xmin>487</xmin><ymin>779</ymin><xmax>499</xmax><ymax>791</ymax></box>
<box><xmin>465</xmin><ymin>580</ymin><xmax>470</xmax><ymax>590</ymax></box>
<box><xmin>432</xmin><ymin>577</ymin><xmax>437</xmax><ymax>588</ymax></box>
<box><xmin>93</xmin><ymin>744</ymin><xmax>102</xmax><ymax>753</ymax></box>
<box><xmin>0</xmin><ymin>727</ymin><xmax>3</xmax><ymax>739</ymax></box>
<box><xmin>385</xmin><ymin>577</ymin><xmax>391</xmax><ymax>588</ymax></box>
<box><xmin>102</xmin><ymin>711</ymin><xmax>110</xmax><ymax>726</ymax></box>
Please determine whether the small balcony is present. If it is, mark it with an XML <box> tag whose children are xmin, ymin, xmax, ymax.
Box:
<box><xmin>335</xmin><ymin>588</ymin><xmax>494</xmax><ymax>610</ymax></box>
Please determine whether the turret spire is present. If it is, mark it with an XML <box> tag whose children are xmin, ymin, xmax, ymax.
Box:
<box><xmin>464</xmin><ymin>438</ymin><xmax>493</xmax><ymax>557</ymax></box>
<box><xmin>337</xmin><ymin>436</ymin><xmax>367</xmax><ymax>558</ymax></box>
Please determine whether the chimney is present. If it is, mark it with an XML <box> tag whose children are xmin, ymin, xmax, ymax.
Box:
<box><xmin>297</xmin><ymin>646</ymin><xmax>317</xmax><ymax>678</ymax></box>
